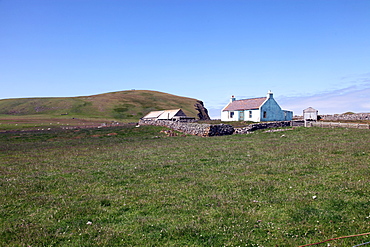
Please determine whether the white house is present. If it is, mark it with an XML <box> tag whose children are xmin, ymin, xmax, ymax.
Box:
<box><xmin>221</xmin><ymin>91</ymin><xmax>293</xmax><ymax>122</ymax></box>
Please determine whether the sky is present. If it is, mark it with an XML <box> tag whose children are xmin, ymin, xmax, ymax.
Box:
<box><xmin>1</xmin><ymin>0</ymin><xmax>370</xmax><ymax>118</ymax></box>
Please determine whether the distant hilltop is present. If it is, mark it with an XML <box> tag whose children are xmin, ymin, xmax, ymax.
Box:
<box><xmin>0</xmin><ymin>90</ymin><xmax>211</xmax><ymax>120</ymax></box>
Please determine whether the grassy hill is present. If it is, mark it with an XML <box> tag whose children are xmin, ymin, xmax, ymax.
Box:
<box><xmin>0</xmin><ymin>90</ymin><xmax>209</xmax><ymax>120</ymax></box>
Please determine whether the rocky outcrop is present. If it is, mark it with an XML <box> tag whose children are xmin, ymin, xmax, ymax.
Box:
<box><xmin>194</xmin><ymin>100</ymin><xmax>211</xmax><ymax>120</ymax></box>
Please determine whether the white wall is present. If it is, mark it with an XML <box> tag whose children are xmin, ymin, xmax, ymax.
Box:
<box><xmin>221</xmin><ymin>109</ymin><xmax>261</xmax><ymax>122</ymax></box>
<box><xmin>242</xmin><ymin>109</ymin><xmax>260</xmax><ymax>122</ymax></box>
<box><xmin>221</xmin><ymin>110</ymin><xmax>240</xmax><ymax>121</ymax></box>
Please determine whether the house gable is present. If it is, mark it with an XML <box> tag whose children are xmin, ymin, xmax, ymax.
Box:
<box><xmin>260</xmin><ymin>97</ymin><xmax>282</xmax><ymax>121</ymax></box>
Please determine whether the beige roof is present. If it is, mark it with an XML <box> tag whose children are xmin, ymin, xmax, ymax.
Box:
<box><xmin>142</xmin><ymin>110</ymin><xmax>165</xmax><ymax>119</ymax></box>
<box><xmin>157</xmin><ymin>109</ymin><xmax>186</xmax><ymax>119</ymax></box>
<box><xmin>223</xmin><ymin>97</ymin><xmax>267</xmax><ymax>111</ymax></box>
<box><xmin>142</xmin><ymin>109</ymin><xmax>187</xmax><ymax>120</ymax></box>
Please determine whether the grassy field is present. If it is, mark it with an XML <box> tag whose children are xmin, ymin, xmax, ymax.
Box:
<box><xmin>0</xmin><ymin>115</ymin><xmax>136</xmax><ymax>132</ymax></box>
<box><xmin>1</xmin><ymin>125</ymin><xmax>370</xmax><ymax>246</ymax></box>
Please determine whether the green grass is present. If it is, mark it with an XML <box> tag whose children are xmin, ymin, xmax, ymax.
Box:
<box><xmin>0</xmin><ymin>115</ymin><xmax>140</xmax><ymax>131</ymax></box>
<box><xmin>1</xmin><ymin>126</ymin><xmax>370</xmax><ymax>246</ymax></box>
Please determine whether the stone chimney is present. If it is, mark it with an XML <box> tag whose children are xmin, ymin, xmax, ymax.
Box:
<box><xmin>267</xmin><ymin>90</ymin><xmax>273</xmax><ymax>99</ymax></box>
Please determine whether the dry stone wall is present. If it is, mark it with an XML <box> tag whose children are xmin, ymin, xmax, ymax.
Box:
<box><xmin>234</xmin><ymin>121</ymin><xmax>293</xmax><ymax>134</ymax></box>
<box><xmin>139</xmin><ymin>120</ymin><xmax>234</xmax><ymax>137</ymax></box>
<box><xmin>321</xmin><ymin>113</ymin><xmax>370</xmax><ymax>121</ymax></box>
<box><xmin>307</xmin><ymin>121</ymin><xmax>370</xmax><ymax>129</ymax></box>
<box><xmin>139</xmin><ymin>120</ymin><xmax>297</xmax><ymax>136</ymax></box>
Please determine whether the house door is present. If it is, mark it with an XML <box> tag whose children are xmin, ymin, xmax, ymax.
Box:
<box><xmin>239</xmin><ymin>111</ymin><xmax>244</xmax><ymax>121</ymax></box>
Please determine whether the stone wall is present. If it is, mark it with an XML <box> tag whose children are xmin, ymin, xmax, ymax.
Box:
<box><xmin>139</xmin><ymin>120</ymin><xmax>300</xmax><ymax>136</ymax></box>
<box><xmin>321</xmin><ymin>113</ymin><xmax>370</xmax><ymax>121</ymax></box>
<box><xmin>139</xmin><ymin>119</ymin><xmax>234</xmax><ymax>137</ymax></box>
<box><xmin>234</xmin><ymin>121</ymin><xmax>293</xmax><ymax>134</ymax></box>
<box><xmin>307</xmin><ymin>121</ymin><xmax>370</xmax><ymax>129</ymax></box>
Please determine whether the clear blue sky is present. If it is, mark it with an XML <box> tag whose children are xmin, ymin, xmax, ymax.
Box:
<box><xmin>1</xmin><ymin>0</ymin><xmax>370</xmax><ymax>118</ymax></box>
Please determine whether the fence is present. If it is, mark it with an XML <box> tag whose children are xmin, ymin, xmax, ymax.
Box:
<box><xmin>306</xmin><ymin>121</ymin><xmax>370</xmax><ymax>129</ymax></box>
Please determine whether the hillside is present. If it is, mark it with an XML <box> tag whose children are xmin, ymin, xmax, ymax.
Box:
<box><xmin>0</xmin><ymin>90</ymin><xmax>210</xmax><ymax>120</ymax></box>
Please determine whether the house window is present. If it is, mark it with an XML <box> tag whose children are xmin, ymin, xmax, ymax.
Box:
<box><xmin>230</xmin><ymin>112</ymin><xmax>234</xmax><ymax>118</ymax></box>
<box><xmin>263</xmin><ymin>111</ymin><xmax>267</xmax><ymax>118</ymax></box>
<box><xmin>249</xmin><ymin>111</ymin><xmax>252</xmax><ymax>118</ymax></box>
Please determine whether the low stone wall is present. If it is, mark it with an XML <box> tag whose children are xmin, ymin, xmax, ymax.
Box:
<box><xmin>234</xmin><ymin>121</ymin><xmax>293</xmax><ymax>134</ymax></box>
<box><xmin>307</xmin><ymin>121</ymin><xmax>370</xmax><ymax>129</ymax></box>
<box><xmin>321</xmin><ymin>113</ymin><xmax>370</xmax><ymax>121</ymax></box>
<box><xmin>139</xmin><ymin>119</ymin><xmax>234</xmax><ymax>137</ymax></box>
<box><xmin>139</xmin><ymin>120</ymin><xmax>299</xmax><ymax>136</ymax></box>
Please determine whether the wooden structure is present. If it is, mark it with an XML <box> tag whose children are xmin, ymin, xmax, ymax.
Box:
<box><xmin>303</xmin><ymin>107</ymin><xmax>318</xmax><ymax>121</ymax></box>
<box><xmin>303</xmin><ymin>107</ymin><xmax>318</xmax><ymax>127</ymax></box>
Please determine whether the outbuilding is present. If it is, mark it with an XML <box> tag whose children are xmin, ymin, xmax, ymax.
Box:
<box><xmin>303</xmin><ymin>107</ymin><xmax>318</xmax><ymax>121</ymax></box>
<box><xmin>142</xmin><ymin>109</ymin><xmax>194</xmax><ymax>121</ymax></box>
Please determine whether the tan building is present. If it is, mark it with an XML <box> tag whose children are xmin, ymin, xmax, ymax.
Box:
<box><xmin>142</xmin><ymin>109</ymin><xmax>194</xmax><ymax>121</ymax></box>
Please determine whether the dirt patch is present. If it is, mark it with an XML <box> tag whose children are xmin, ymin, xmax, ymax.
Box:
<box><xmin>106</xmin><ymin>133</ymin><xmax>118</xmax><ymax>136</ymax></box>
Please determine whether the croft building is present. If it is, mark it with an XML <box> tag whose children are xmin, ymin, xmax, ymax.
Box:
<box><xmin>221</xmin><ymin>91</ymin><xmax>293</xmax><ymax>122</ymax></box>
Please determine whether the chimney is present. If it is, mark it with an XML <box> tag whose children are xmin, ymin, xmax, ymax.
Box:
<box><xmin>267</xmin><ymin>90</ymin><xmax>273</xmax><ymax>99</ymax></box>
<box><xmin>230</xmin><ymin>95</ymin><xmax>236</xmax><ymax>102</ymax></box>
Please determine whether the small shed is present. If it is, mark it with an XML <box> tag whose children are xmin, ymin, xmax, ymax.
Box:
<box><xmin>303</xmin><ymin>107</ymin><xmax>318</xmax><ymax>121</ymax></box>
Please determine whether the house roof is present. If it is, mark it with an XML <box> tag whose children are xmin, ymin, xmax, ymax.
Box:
<box><xmin>142</xmin><ymin>109</ymin><xmax>187</xmax><ymax>119</ymax></box>
<box><xmin>223</xmin><ymin>97</ymin><xmax>267</xmax><ymax>111</ymax></box>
